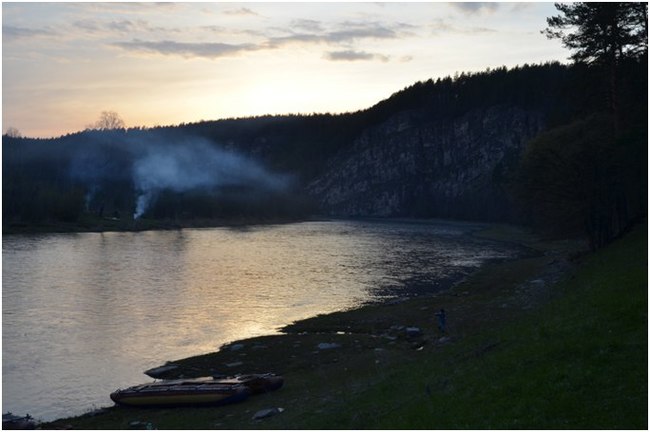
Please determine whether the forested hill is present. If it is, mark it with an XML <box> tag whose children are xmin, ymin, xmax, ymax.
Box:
<box><xmin>3</xmin><ymin>59</ymin><xmax>647</xmax><ymax>246</ymax></box>
<box><xmin>156</xmin><ymin>62</ymin><xmax>573</xmax><ymax>182</ymax></box>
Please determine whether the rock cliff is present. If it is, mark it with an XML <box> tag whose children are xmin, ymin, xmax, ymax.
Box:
<box><xmin>307</xmin><ymin>104</ymin><xmax>545</xmax><ymax>222</ymax></box>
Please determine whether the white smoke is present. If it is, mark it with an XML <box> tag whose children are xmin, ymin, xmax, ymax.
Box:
<box><xmin>131</xmin><ymin>139</ymin><xmax>289</xmax><ymax>219</ymax></box>
<box><xmin>133</xmin><ymin>190</ymin><xmax>154</xmax><ymax>220</ymax></box>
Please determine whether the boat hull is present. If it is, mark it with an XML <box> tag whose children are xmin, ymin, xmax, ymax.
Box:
<box><xmin>110</xmin><ymin>381</ymin><xmax>250</xmax><ymax>407</ymax></box>
<box><xmin>110</xmin><ymin>374</ymin><xmax>283</xmax><ymax>408</ymax></box>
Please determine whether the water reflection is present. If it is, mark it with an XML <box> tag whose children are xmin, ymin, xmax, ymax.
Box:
<box><xmin>3</xmin><ymin>220</ymin><xmax>518</xmax><ymax>420</ymax></box>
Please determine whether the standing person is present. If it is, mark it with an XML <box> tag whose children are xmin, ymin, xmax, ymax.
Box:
<box><xmin>435</xmin><ymin>308</ymin><xmax>446</xmax><ymax>334</ymax></box>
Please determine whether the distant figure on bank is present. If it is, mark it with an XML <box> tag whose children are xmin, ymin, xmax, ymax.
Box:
<box><xmin>435</xmin><ymin>308</ymin><xmax>446</xmax><ymax>334</ymax></box>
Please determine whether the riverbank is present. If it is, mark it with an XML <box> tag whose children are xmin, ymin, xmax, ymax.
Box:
<box><xmin>2</xmin><ymin>214</ymin><xmax>313</xmax><ymax>235</ymax></box>
<box><xmin>43</xmin><ymin>223</ymin><xmax>647</xmax><ymax>429</ymax></box>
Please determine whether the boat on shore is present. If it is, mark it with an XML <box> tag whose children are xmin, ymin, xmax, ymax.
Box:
<box><xmin>110</xmin><ymin>378</ymin><xmax>250</xmax><ymax>407</ymax></box>
<box><xmin>110</xmin><ymin>374</ymin><xmax>283</xmax><ymax>408</ymax></box>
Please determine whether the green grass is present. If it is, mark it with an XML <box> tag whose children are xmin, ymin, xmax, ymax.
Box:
<box><xmin>318</xmin><ymin>224</ymin><xmax>648</xmax><ymax>429</ymax></box>
<box><xmin>44</xmin><ymin>223</ymin><xmax>647</xmax><ymax>429</ymax></box>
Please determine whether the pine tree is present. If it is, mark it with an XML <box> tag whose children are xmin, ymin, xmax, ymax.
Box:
<box><xmin>544</xmin><ymin>2</ymin><xmax>647</xmax><ymax>65</ymax></box>
<box><xmin>544</xmin><ymin>2</ymin><xmax>648</xmax><ymax>130</ymax></box>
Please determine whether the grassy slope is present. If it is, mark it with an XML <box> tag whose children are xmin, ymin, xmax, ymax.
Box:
<box><xmin>44</xmin><ymin>223</ymin><xmax>647</xmax><ymax>429</ymax></box>
<box><xmin>278</xmin><ymin>224</ymin><xmax>647</xmax><ymax>429</ymax></box>
<box><xmin>365</xmin><ymin>223</ymin><xmax>648</xmax><ymax>429</ymax></box>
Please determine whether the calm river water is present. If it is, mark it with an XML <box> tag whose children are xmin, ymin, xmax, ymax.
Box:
<box><xmin>3</xmin><ymin>219</ymin><xmax>519</xmax><ymax>421</ymax></box>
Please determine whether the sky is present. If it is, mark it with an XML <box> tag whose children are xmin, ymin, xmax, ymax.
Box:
<box><xmin>2</xmin><ymin>2</ymin><xmax>569</xmax><ymax>138</ymax></box>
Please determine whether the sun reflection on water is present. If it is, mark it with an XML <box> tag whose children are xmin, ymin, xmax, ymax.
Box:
<box><xmin>3</xmin><ymin>220</ymin><xmax>519</xmax><ymax>420</ymax></box>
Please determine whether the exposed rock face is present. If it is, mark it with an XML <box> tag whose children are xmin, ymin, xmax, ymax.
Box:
<box><xmin>307</xmin><ymin>105</ymin><xmax>545</xmax><ymax>222</ymax></box>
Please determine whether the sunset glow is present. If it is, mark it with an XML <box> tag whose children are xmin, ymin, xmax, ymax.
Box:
<box><xmin>2</xmin><ymin>2</ymin><xmax>568</xmax><ymax>138</ymax></box>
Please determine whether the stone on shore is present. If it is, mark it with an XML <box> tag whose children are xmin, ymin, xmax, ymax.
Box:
<box><xmin>317</xmin><ymin>342</ymin><xmax>341</xmax><ymax>350</ymax></box>
<box><xmin>253</xmin><ymin>407</ymin><xmax>284</xmax><ymax>420</ymax></box>
<box><xmin>406</xmin><ymin>327</ymin><xmax>422</xmax><ymax>337</ymax></box>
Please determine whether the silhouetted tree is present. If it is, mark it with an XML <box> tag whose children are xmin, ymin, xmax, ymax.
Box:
<box><xmin>544</xmin><ymin>2</ymin><xmax>647</xmax><ymax>63</ymax></box>
<box><xmin>89</xmin><ymin>111</ymin><xmax>126</xmax><ymax>130</ymax></box>
<box><xmin>544</xmin><ymin>2</ymin><xmax>648</xmax><ymax>128</ymax></box>
<box><xmin>4</xmin><ymin>126</ymin><xmax>22</xmax><ymax>138</ymax></box>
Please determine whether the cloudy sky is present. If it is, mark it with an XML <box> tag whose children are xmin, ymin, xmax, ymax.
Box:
<box><xmin>2</xmin><ymin>2</ymin><xmax>568</xmax><ymax>138</ymax></box>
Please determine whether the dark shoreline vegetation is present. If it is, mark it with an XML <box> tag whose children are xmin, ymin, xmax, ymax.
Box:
<box><xmin>41</xmin><ymin>221</ymin><xmax>647</xmax><ymax>430</ymax></box>
<box><xmin>1</xmin><ymin>213</ymin><xmax>314</xmax><ymax>235</ymax></box>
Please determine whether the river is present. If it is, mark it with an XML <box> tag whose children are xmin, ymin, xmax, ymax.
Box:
<box><xmin>3</xmin><ymin>219</ymin><xmax>519</xmax><ymax>421</ymax></box>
